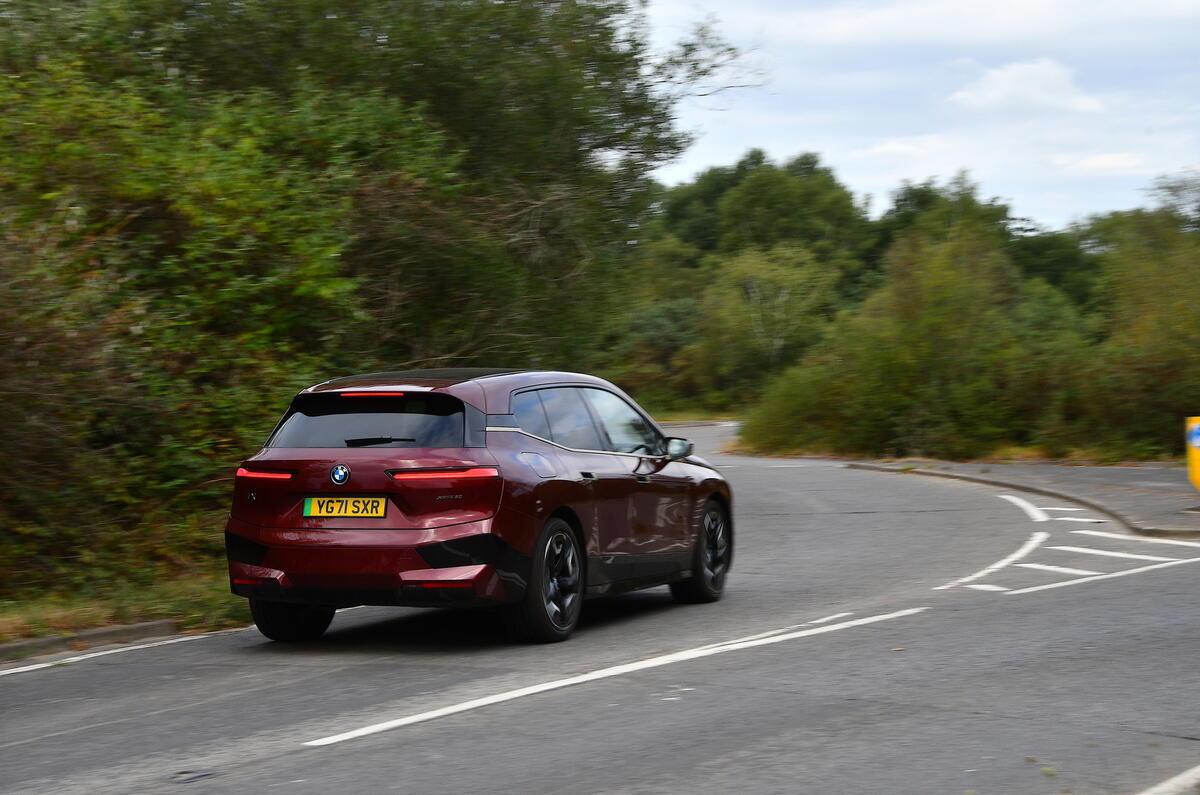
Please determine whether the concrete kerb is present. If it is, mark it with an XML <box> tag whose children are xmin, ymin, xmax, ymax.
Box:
<box><xmin>0</xmin><ymin>619</ymin><xmax>178</xmax><ymax>663</ymax></box>
<box><xmin>845</xmin><ymin>462</ymin><xmax>1200</xmax><ymax>539</ymax></box>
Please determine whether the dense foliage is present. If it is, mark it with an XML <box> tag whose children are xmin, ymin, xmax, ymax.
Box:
<box><xmin>0</xmin><ymin>1</ymin><xmax>1195</xmax><ymax>599</ymax></box>
<box><xmin>0</xmin><ymin>0</ymin><xmax>737</xmax><ymax>594</ymax></box>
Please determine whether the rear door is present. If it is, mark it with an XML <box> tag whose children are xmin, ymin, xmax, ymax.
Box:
<box><xmin>520</xmin><ymin>387</ymin><xmax>639</xmax><ymax>574</ymax></box>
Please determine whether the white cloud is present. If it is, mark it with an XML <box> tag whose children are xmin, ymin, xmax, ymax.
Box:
<box><xmin>644</xmin><ymin>0</ymin><xmax>1200</xmax><ymax>228</ymax></box>
<box><xmin>950</xmin><ymin>58</ymin><xmax>1104</xmax><ymax>113</ymax></box>
<box><xmin>1050</xmin><ymin>152</ymin><xmax>1153</xmax><ymax>176</ymax></box>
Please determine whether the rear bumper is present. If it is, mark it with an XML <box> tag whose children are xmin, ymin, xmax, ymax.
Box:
<box><xmin>225</xmin><ymin>516</ymin><xmax>530</xmax><ymax>607</ymax></box>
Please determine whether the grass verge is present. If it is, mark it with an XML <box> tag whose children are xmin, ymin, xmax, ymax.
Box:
<box><xmin>0</xmin><ymin>567</ymin><xmax>248</xmax><ymax>645</ymax></box>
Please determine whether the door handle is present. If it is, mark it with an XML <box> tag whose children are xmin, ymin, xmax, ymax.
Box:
<box><xmin>579</xmin><ymin>471</ymin><xmax>596</xmax><ymax>481</ymax></box>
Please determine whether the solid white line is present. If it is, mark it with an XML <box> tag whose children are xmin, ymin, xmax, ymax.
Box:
<box><xmin>1006</xmin><ymin>557</ymin><xmax>1200</xmax><ymax>595</ymax></box>
<box><xmin>1048</xmin><ymin>545</ymin><xmax>1178</xmax><ymax>562</ymax></box>
<box><xmin>1072</xmin><ymin>529</ymin><xmax>1200</xmax><ymax>549</ymax></box>
<box><xmin>1135</xmin><ymin>761</ymin><xmax>1200</xmax><ymax>795</ymax></box>
<box><xmin>965</xmin><ymin>584</ymin><xmax>1010</xmax><ymax>592</ymax></box>
<box><xmin>0</xmin><ymin>633</ymin><xmax>214</xmax><ymax>678</ymax></box>
<box><xmin>932</xmin><ymin>531</ymin><xmax>1049</xmax><ymax>590</ymax></box>
<box><xmin>1040</xmin><ymin>507</ymin><xmax>1083</xmax><ymax>511</ymax></box>
<box><xmin>1016</xmin><ymin>562</ymin><xmax>1102</xmax><ymax>576</ymax></box>
<box><xmin>302</xmin><ymin>607</ymin><xmax>928</xmax><ymax>747</ymax></box>
<box><xmin>691</xmin><ymin>612</ymin><xmax>856</xmax><ymax>650</ymax></box>
<box><xmin>998</xmin><ymin>494</ymin><xmax>1051</xmax><ymax>522</ymax></box>
<box><xmin>807</xmin><ymin>611</ymin><xmax>854</xmax><ymax>624</ymax></box>
<box><xmin>1053</xmin><ymin>517</ymin><xmax>1107</xmax><ymax>523</ymax></box>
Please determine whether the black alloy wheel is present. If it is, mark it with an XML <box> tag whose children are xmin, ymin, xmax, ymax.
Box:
<box><xmin>670</xmin><ymin>499</ymin><xmax>731</xmax><ymax>604</ymax></box>
<box><xmin>503</xmin><ymin>517</ymin><xmax>583</xmax><ymax>642</ymax></box>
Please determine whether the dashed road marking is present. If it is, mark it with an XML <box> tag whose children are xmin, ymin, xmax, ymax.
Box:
<box><xmin>1053</xmin><ymin>516</ymin><xmax>1107</xmax><ymax>523</ymax></box>
<box><xmin>1048</xmin><ymin>545</ymin><xmax>1178</xmax><ymax>562</ymax></box>
<box><xmin>965</xmin><ymin>584</ymin><xmax>1010</xmax><ymax>592</ymax></box>
<box><xmin>1016</xmin><ymin>562</ymin><xmax>1102</xmax><ymax>576</ymax></box>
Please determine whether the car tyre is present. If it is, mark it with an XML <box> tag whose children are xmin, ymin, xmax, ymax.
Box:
<box><xmin>503</xmin><ymin>517</ymin><xmax>583</xmax><ymax>643</ymax></box>
<box><xmin>249</xmin><ymin>598</ymin><xmax>335</xmax><ymax>642</ymax></box>
<box><xmin>670</xmin><ymin>498</ymin><xmax>731</xmax><ymax>604</ymax></box>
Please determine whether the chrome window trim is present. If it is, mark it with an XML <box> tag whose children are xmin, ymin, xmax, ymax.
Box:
<box><xmin>484</xmin><ymin>425</ymin><xmax>666</xmax><ymax>462</ymax></box>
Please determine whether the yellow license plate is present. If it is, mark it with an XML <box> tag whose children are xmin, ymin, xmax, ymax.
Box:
<box><xmin>303</xmin><ymin>497</ymin><xmax>387</xmax><ymax>518</ymax></box>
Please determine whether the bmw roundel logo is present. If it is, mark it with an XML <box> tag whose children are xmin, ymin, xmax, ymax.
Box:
<box><xmin>330</xmin><ymin>464</ymin><xmax>351</xmax><ymax>485</ymax></box>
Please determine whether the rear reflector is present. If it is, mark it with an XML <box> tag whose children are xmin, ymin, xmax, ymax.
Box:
<box><xmin>232</xmin><ymin>577</ymin><xmax>264</xmax><ymax>585</ymax></box>
<box><xmin>340</xmin><ymin>391</ymin><xmax>406</xmax><ymax>397</ymax></box>
<box><xmin>389</xmin><ymin>467</ymin><xmax>500</xmax><ymax>481</ymax></box>
<box><xmin>420</xmin><ymin>581</ymin><xmax>475</xmax><ymax>589</ymax></box>
<box><xmin>236</xmin><ymin>467</ymin><xmax>293</xmax><ymax>480</ymax></box>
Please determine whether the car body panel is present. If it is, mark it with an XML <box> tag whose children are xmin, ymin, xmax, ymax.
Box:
<box><xmin>225</xmin><ymin>369</ymin><xmax>732</xmax><ymax>612</ymax></box>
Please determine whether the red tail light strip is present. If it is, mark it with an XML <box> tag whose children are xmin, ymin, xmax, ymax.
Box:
<box><xmin>339</xmin><ymin>392</ymin><xmax>406</xmax><ymax>397</ymax></box>
<box><xmin>389</xmin><ymin>467</ymin><xmax>500</xmax><ymax>481</ymax></box>
<box><xmin>236</xmin><ymin>467</ymin><xmax>293</xmax><ymax>480</ymax></box>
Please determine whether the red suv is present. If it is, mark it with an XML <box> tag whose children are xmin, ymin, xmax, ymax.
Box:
<box><xmin>226</xmin><ymin>369</ymin><xmax>733</xmax><ymax>642</ymax></box>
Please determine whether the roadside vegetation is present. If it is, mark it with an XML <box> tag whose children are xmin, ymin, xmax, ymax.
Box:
<box><xmin>1</xmin><ymin>1</ymin><xmax>1197</xmax><ymax>634</ymax></box>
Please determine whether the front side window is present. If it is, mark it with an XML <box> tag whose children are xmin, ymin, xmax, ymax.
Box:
<box><xmin>582</xmin><ymin>389</ymin><xmax>663</xmax><ymax>455</ymax></box>
<box><xmin>537</xmin><ymin>388</ymin><xmax>604</xmax><ymax>450</ymax></box>
<box><xmin>268</xmin><ymin>393</ymin><xmax>464</xmax><ymax>448</ymax></box>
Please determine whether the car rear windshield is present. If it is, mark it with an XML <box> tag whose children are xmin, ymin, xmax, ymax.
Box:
<box><xmin>267</xmin><ymin>393</ymin><xmax>464</xmax><ymax>448</ymax></box>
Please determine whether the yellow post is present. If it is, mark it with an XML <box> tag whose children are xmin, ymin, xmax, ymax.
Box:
<box><xmin>1188</xmin><ymin>417</ymin><xmax>1200</xmax><ymax>492</ymax></box>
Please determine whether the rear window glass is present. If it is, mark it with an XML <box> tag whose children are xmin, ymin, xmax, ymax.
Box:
<box><xmin>267</xmin><ymin>393</ymin><xmax>464</xmax><ymax>448</ymax></box>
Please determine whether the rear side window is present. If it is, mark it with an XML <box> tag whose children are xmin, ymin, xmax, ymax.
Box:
<box><xmin>512</xmin><ymin>390</ymin><xmax>552</xmax><ymax>439</ymax></box>
<box><xmin>268</xmin><ymin>393</ymin><xmax>464</xmax><ymax>448</ymax></box>
<box><xmin>537</xmin><ymin>388</ymin><xmax>604</xmax><ymax>450</ymax></box>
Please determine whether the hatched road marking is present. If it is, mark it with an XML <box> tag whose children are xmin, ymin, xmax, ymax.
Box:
<box><xmin>1016</xmin><ymin>562</ymin><xmax>1102</xmax><ymax>576</ymax></box>
<box><xmin>1047</xmin><ymin>545</ymin><xmax>1179</xmax><ymax>562</ymax></box>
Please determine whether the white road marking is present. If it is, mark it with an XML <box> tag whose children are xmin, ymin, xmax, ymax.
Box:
<box><xmin>1040</xmin><ymin>506</ymin><xmax>1083</xmax><ymax>511</ymax></box>
<box><xmin>932</xmin><ymin>531</ymin><xmax>1049</xmax><ymax>590</ymax></box>
<box><xmin>807</xmin><ymin>612</ymin><xmax>854</xmax><ymax>624</ymax></box>
<box><xmin>998</xmin><ymin>494</ymin><xmax>1051</xmax><ymax>522</ymax></box>
<box><xmin>1048</xmin><ymin>545</ymin><xmax>1178</xmax><ymax>562</ymax></box>
<box><xmin>1016</xmin><ymin>562</ymin><xmax>1102</xmax><ymax>576</ymax></box>
<box><xmin>966</xmin><ymin>584</ymin><xmax>1010</xmax><ymax>592</ymax></box>
<box><xmin>1006</xmin><ymin>557</ymin><xmax>1200</xmax><ymax>595</ymax></box>
<box><xmin>302</xmin><ymin>607</ymin><xmax>928</xmax><ymax>747</ymax></box>
<box><xmin>1072</xmin><ymin>529</ymin><xmax>1200</xmax><ymax>548</ymax></box>
<box><xmin>0</xmin><ymin>633</ymin><xmax>218</xmax><ymax>678</ymax></box>
<box><xmin>1135</xmin><ymin>760</ymin><xmax>1200</xmax><ymax>795</ymax></box>
<box><xmin>1053</xmin><ymin>516</ymin><xmax>1107</xmax><ymax>523</ymax></box>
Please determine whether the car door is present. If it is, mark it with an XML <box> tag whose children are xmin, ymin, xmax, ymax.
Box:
<box><xmin>521</xmin><ymin>387</ymin><xmax>640</xmax><ymax>583</ymax></box>
<box><xmin>580</xmin><ymin>388</ymin><xmax>692</xmax><ymax>577</ymax></box>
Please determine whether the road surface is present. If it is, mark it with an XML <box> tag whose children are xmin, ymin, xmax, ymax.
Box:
<box><xmin>3</xmin><ymin>424</ymin><xmax>1199</xmax><ymax>794</ymax></box>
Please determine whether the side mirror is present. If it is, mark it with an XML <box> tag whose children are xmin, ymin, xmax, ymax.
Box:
<box><xmin>665</xmin><ymin>437</ymin><xmax>694</xmax><ymax>460</ymax></box>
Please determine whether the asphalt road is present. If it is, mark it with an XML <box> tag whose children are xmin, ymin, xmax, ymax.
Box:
<box><xmin>4</xmin><ymin>424</ymin><xmax>1200</xmax><ymax>794</ymax></box>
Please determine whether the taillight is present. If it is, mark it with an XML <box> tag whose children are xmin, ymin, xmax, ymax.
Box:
<box><xmin>236</xmin><ymin>467</ymin><xmax>293</xmax><ymax>480</ymax></box>
<box><xmin>388</xmin><ymin>467</ymin><xmax>500</xmax><ymax>481</ymax></box>
<box><xmin>339</xmin><ymin>391</ymin><xmax>406</xmax><ymax>397</ymax></box>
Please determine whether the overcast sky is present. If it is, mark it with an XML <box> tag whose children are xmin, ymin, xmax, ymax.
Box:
<box><xmin>645</xmin><ymin>0</ymin><xmax>1200</xmax><ymax>229</ymax></box>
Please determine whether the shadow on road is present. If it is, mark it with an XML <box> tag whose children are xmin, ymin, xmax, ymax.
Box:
<box><xmin>238</xmin><ymin>589</ymin><xmax>681</xmax><ymax>655</ymax></box>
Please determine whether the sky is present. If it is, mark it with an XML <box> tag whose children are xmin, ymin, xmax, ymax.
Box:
<box><xmin>645</xmin><ymin>0</ymin><xmax>1200</xmax><ymax>229</ymax></box>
